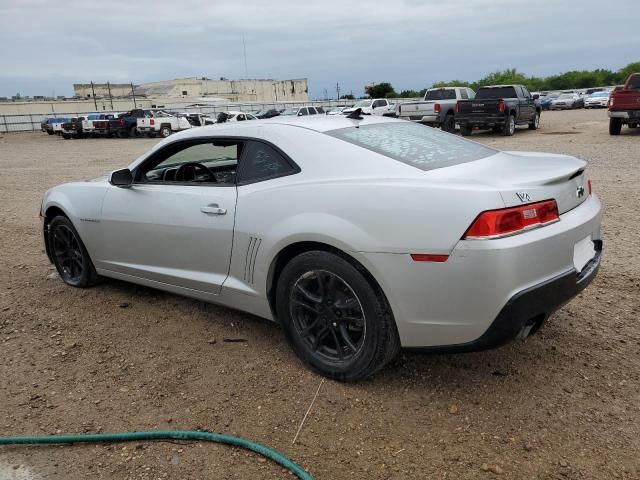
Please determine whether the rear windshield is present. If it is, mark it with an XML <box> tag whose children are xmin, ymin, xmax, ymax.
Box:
<box><xmin>326</xmin><ymin>122</ymin><xmax>495</xmax><ymax>171</ymax></box>
<box><xmin>425</xmin><ymin>89</ymin><xmax>456</xmax><ymax>100</ymax></box>
<box><xmin>628</xmin><ymin>75</ymin><xmax>640</xmax><ymax>90</ymax></box>
<box><xmin>476</xmin><ymin>87</ymin><xmax>517</xmax><ymax>99</ymax></box>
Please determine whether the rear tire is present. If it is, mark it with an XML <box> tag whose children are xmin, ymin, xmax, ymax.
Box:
<box><xmin>441</xmin><ymin>114</ymin><xmax>455</xmax><ymax>133</ymax></box>
<box><xmin>629</xmin><ymin>123</ymin><xmax>638</xmax><ymax>129</ymax></box>
<box><xmin>129</xmin><ymin>126</ymin><xmax>139</xmax><ymax>138</ymax></box>
<box><xmin>276</xmin><ymin>251</ymin><xmax>400</xmax><ymax>381</ymax></box>
<box><xmin>160</xmin><ymin>126</ymin><xmax>172</xmax><ymax>138</ymax></box>
<box><xmin>460</xmin><ymin>124</ymin><xmax>473</xmax><ymax>136</ymax></box>
<box><xmin>528</xmin><ymin>111</ymin><xmax>540</xmax><ymax>130</ymax></box>
<box><xmin>47</xmin><ymin>216</ymin><xmax>99</xmax><ymax>288</ymax></box>
<box><xmin>62</xmin><ymin>133</ymin><xmax>71</xmax><ymax>140</ymax></box>
<box><xmin>609</xmin><ymin>118</ymin><xmax>622</xmax><ymax>136</ymax></box>
<box><xmin>502</xmin><ymin>114</ymin><xmax>516</xmax><ymax>136</ymax></box>
<box><xmin>46</xmin><ymin>130</ymin><xmax>54</xmax><ymax>135</ymax></box>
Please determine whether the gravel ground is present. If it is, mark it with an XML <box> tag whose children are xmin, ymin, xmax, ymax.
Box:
<box><xmin>0</xmin><ymin>109</ymin><xmax>639</xmax><ymax>479</ymax></box>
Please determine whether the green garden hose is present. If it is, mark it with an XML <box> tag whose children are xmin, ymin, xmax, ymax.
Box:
<box><xmin>0</xmin><ymin>430</ymin><xmax>313</xmax><ymax>480</ymax></box>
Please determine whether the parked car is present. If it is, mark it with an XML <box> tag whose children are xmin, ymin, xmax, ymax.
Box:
<box><xmin>280</xmin><ymin>106</ymin><xmax>323</xmax><ymax>117</ymax></box>
<box><xmin>550</xmin><ymin>93</ymin><xmax>583</xmax><ymax>110</ymax></box>
<box><xmin>92</xmin><ymin>114</ymin><xmax>117</xmax><ymax>137</ymax></box>
<box><xmin>178</xmin><ymin>113</ymin><xmax>216</xmax><ymax>127</ymax></box>
<box><xmin>81</xmin><ymin>114</ymin><xmax>104</xmax><ymax>136</ymax></box>
<box><xmin>342</xmin><ymin>99</ymin><xmax>394</xmax><ymax>116</ymax></box>
<box><xmin>51</xmin><ymin>118</ymin><xmax>70</xmax><ymax>136</ymax></box>
<box><xmin>42</xmin><ymin>117</ymin><xmax>68</xmax><ymax>135</ymax></box>
<box><xmin>109</xmin><ymin>109</ymin><xmax>149</xmax><ymax>138</ymax></box>
<box><xmin>455</xmin><ymin>85</ymin><xmax>541</xmax><ymax>136</ymax></box>
<box><xmin>137</xmin><ymin>111</ymin><xmax>192</xmax><ymax>138</ymax></box>
<box><xmin>223</xmin><ymin>111</ymin><xmax>258</xmax><ymax>122</ymax></box>
<box><xmin>608</xmin><ymin>72</ymin><xmax>640</xmax><ymax>135</ymax></box>
<box><xmin>327</xmin><ymin>106</ymin><xmax>349</xmax><ymax>116</ymax></box>
<box><xmin>584</xmin><ymin>91</ymin><xmax>610</xmax><ymax>109</ymax></box>
<box><xmin>397</xmin><ymin>87</ymin><xmax>475</xmax><ymax>132</ymax></box>
<box><xmin>255</xmin><ymin>108</ymin><xmax>282</xmax><ymax>119</ymax></box>
<box><xmin>539</xmin><ymin>95</ymin><xmax>555</xmax><ymax>110</ymax></box>
<box><xmin>40</xmin><ymin>115</ymin><xmax>602</xmax><ymax>381</ymax></box>
<box><xmin>61</xmin><ymin>117</ymin><xmax>86</xmax><ymax>139</ymax></box>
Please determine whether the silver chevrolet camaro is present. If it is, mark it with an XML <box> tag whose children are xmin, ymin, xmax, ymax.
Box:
<box><xmin>41</xmin><ymin>114</ymin><xmax>602</xmax><ymax>380</ymax></box>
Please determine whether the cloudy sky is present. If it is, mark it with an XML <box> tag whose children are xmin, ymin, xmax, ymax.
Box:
<box><xmin>0</xmin><ymin>0</ymin><xmax>638</xmax><ymax>99</ymax></box>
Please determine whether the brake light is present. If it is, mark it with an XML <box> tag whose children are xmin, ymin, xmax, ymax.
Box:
<box><xmin>150</xmin><ymin>119</ymin><xmax>155</xmax><ymax>126</ymax></box>
<box><xmin>463</xmin><ymin>199</ymin><xmax>559</xmax><ymax>240</ymax></box>
<box><xmin>434</xmin><ymin>103</ymin><xmax>441</xmax><ymax>114</ymax></box>
<box><xmin>608</xmin><ymin>97</ymin><xmax>613</xmax><ymax>108</ymax></box>
<box><xmin>120</xmin><ymin>118</ymin><xmax>125</xmax><ymax>126</ymax></box>
<box><xmin>92</xmin><ymin>121</ymin><xmax>96</xmax><ymax>127</ymax></box>
<box><xmin>587</xmin><ymin>178</ymin><xmax>592</xmax><ymax>195</ymax></box>
<box><xmin>411</xmin><ymin>254</ymin><xmax>449</xmax><ymax>262</ymax></box>
<box><xmin>455</xmin><ymin>101</ymin><xmax>460</xmax><ymax>113</ymax></box>
<box><xmin>498</xmin><ymin>100</ymin><xmax>506</xmax><ymax>113</ymax></box>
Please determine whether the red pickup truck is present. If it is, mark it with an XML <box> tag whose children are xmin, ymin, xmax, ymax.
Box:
<box><xmin>608</xmin><ymin>73</ymin><xmax>640</xmax><ymax>135</ymax></box>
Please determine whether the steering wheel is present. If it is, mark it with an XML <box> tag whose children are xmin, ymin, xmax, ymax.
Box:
<box><xmin>175</xmin><ymin>162</ymin><xmax>216</xmax><ymax>182</ymax></box>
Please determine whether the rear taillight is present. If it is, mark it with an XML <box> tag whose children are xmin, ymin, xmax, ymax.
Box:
<box><xmin>120</xmin><ymin>118</ymin><xmax>125</xmax><ymax>126</ymax></box>
<box><xmin>463</xmin><ymin>199</ymin><xmax>559</xmax><ymax>240</ymax></box>
<box><xmin>434</xmin><ymin>103</ymin><xmax>441</xmax><ymax>114</ymax></box>
<box><xmin>498</xmin><ymin>100</ymin><xmax>506</xmax><ymax>113</ymax></box>
<box><xmin>587</xmin><ymin>178</ymin><xmax>592</xmax><ymax>195</ymax></box>
<box><xmin>150</xmin><ymin>119</ymin><xmax>155</xmax><ymax>125</ymax></box>
<box><xmin>608</xmin><ymin>97</ymin><xmax>613</xmax><ymax>108</ymax></box>
<box><xmin>455</xmin><ymin>101</ymin><xmax>460</xmax><ymax>113</ymax></box>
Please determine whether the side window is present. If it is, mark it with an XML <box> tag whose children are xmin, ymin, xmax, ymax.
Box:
<box><xmin>299</xmin><ymin>108</ymin><xmax>308</xmax><ymax>116</ymax></box>
<box><xmin>239</xmin><ymin>141</ymin><xmax>296</xmax><ymax>184</ymax></box>
<box><xmin>460</xmin><ymin>89</ymin><xmax>468</xmax><ymax>100</ymax></box>
<box><xmin>372</xmin><ymin>100</ymin><xmax>384</xmax><ymax>108</ymax></box>
<box><xmin>138</xmin><ymin>141</ymin><xmax>241</xmax><ymax>184</ymax></box>
<box><xmin>237</xmin><ymin>114</ymin><xmax>245</xmax><ymax>121</ymax></box>
<box><xmin>316</xmin><ymin>106</ymin><xmax>325</xmax><ymax>114</ymax></box>
<box><xmin>521</xmin><ymin>86</ymin><xmax>531</xmax><ymax>98</ymax></box>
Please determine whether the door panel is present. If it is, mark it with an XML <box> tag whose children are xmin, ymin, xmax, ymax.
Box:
<box><xmin>95</xmin><ymin>184</ymin><xmax>237</xmax><ymax>294</ymax></box>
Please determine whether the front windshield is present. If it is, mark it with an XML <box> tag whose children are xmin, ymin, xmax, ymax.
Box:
<box><xmin>354</xmin><ymin>100</ymin><xmax>373</xmax><ymax>108</ymax></box>
<box><xmin>281</xmin><ymin>108</ymin><xmax>299</xmax><ymax>116</ymax></box>
<box><xmin>558</xmin><ymin>94</ymin><xmax>574</xmax><ymax>99</ymax></box>
<box><xmin>591</xmin><ymin>92</ymin><xmax>608</xmax><ymax>97</ymax></box>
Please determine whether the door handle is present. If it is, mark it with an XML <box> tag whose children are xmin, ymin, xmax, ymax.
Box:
<box><xmin>200</xmin><ymin>204</ymin><xmax>227</xmax><ymax>215</ymax></box>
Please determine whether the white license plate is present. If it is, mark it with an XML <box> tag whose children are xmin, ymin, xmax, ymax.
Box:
<box><xmin>573</xmin><ymin>236</ymin><xmax>596</xmax><ymax>273</ymax></box>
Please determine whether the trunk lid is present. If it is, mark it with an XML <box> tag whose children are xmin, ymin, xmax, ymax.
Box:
<box><xmin>428</xmin><ymin>151</ymin><xmax>589</xmax><ymax>214</ymax></box>
<box><xmin>399</xmin><ymin>101</ymin><xmax>436</xmax><ymax>117</ymax></box>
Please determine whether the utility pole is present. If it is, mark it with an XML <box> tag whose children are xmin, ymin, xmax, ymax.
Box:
<box><xmin>90</xmin><ymin>81</ymin><xmax>97</xmax><ymax>110</ymax></box>
<box><xmin>131</xmin><ymin>82</ymin><xmax>137</xmax><ymax>108</ymax></box>
<box><xmin>323</xmin><ymin>88</ymin><xmax>328</xmax><ymax>101</ymax></box>
<box><xmin>336</xmin><ymin>82</ymin><xmax>340</xmax><ymax>100</ymax></box>
<box><xmin>242</xmin><ymin>34</ymin><xmax>248</xmax><ymax>78</ymax></box>
<box><xmin>107</xmin><ymin>82</ymin><xmax>113</xmax><ymax>110</ymax></box>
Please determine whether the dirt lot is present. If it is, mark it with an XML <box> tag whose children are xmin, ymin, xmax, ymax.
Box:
<box><xmin>1</xmin><ymin>110</ymin><xmax>639</xmax><ymax>479</ymax></box>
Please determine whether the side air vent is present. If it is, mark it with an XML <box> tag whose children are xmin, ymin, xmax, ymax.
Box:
<box><xmin>244</xmin><ymin>236</ymin><xmax>262</xmax><ymax>284</ymax></box>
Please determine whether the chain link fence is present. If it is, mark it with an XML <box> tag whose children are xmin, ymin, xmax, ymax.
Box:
<box><xmin>0</xmin><ymin>98</ymin><xmax>419</xmax><ymax>133</ymax></box>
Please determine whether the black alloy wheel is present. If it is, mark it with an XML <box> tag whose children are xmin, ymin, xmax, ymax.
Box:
<box><xmin>276</xmin><ymin>251</ymin><xmax>400</xmax><ymax>381</ymax></box>
<box><xmin>48</xmin><ymin>216</ymin><xmax>98</xmax><ymax>287</ymax></box>
<box><xmin>290</xmin><ymin>269</ymin><xmax>366</xmax><ymax>363</ymax></box>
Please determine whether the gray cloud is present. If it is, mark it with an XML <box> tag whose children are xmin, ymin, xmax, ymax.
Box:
<box><xmin>0</xmin><ymin>0</ymin><xmax>638</xmax><ymax>98</ymax></box>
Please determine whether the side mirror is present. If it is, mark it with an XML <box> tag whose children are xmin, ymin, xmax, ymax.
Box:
<box><xmin>109</xmin><ymin>168</ymin><xmax>133</xmax><ymax>188</ymax></box>
<box><xmin>533</xmin><ymin>94</ymin><xmax>540</xmax><ymax>100</ymax></box>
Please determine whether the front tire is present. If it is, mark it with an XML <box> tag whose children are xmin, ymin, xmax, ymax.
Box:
<box><xmin>160</xmin><ymin>126</ymin><xmax>172</xmax><ymax>138</ymax></box>
<box><xmin>47</xmin><ymin>216</ymin><xmax>98</xmax><ymax>288</ymax></box>
<box><xmin>276</xmin><ymin>251</ymin><xmax>399</xmax><ymax>381</ymax></box>
<box><xmin>609</xmin><ymin>118</ymin><xmax>622</xmax><ymax>136</ymax></box>
<box><xmin>528</xmin><ymin>111</ymin><xmax>540</xmax><ymax>130</ymax></box>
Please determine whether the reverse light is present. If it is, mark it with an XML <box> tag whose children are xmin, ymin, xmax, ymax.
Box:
<box><xmin>410</xmin><ymin>254</ymin><xmax>449</xmax><ymax>262</ymax></box>
<box><xmin>434</xmin><ymin>103</ymin><xmax>441</xmax><ymax>114</ymax></box>
<box><xmin>498</xmin><ymin>100</ymin><xmax>506</xmax><ymax>113</ymax></box>
<box><xmin>463</xmin><ymin>199</ymin><xmax>559</xmax><ymax>240</ymax></box>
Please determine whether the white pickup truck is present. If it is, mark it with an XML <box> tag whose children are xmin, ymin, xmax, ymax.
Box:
<box><xmin>136</xmin><ymin>111</ymin><xmax>192</xmax><ymax>138</ymax></box>
<box><xmin>81</xmin><ymin>113</ymin><xmax>109</xmax><ymax>136</ymax></box>
<box><xmin>397</xmin><ymin>87</ymin><xmax>475</xmax><ymax>132</ymax></box>
<box><xmin>342</xmin><ymin>98</ymin><xmax>394</xmax><ymax>116</ymax></box>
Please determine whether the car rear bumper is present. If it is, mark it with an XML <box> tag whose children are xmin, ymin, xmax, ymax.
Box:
<box><xmin>356</xmin><ymin>194</ymin><xmax>602</xmax><ymax>348</ymax></box>
<box><xmin>609</xmin><ymin>110</ymin><xmax>640</xmax><ymax>119</ymax></box>
<box><xmin>456</xmin><ymin>114</ymin><xmax>505</xmax><ymax>126</ymax></box>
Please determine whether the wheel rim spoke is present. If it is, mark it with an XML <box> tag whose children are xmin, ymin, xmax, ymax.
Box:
<box><xmin>51</xmin><ymin>225</ymin><xmax>85</xmax><ymax>282</ymax></box>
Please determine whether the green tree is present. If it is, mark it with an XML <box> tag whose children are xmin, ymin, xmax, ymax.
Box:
<box><xmin>340</xmin><ymin>94</ymin><xmax>355</xmax><ymax>100</ymax></box>
<box><xmin>617</xmin><ymin>62</ymin><xmax>640</xmax><ymax>83</ymax></box>
<box><xmin>365</xmin><ymin>82</ymin><xmax>396</xmax><ymax>98</ymax></box>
